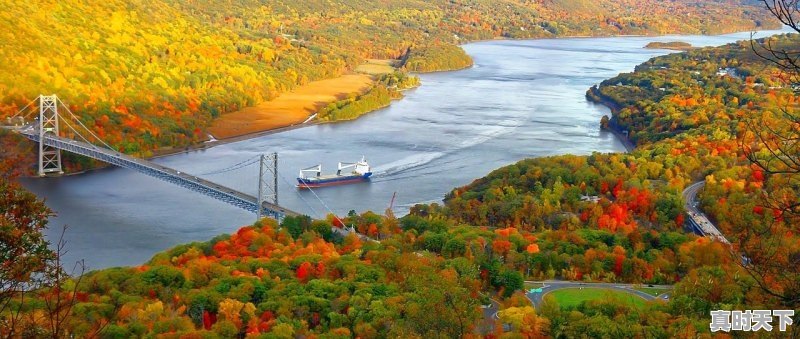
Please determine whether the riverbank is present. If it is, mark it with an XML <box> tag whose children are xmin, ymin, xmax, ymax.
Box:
<box><xmin>202</xmin><ymin>25</ymin><xmax>776</xmax><ymax>143</ymax></box>
<box><xmin>134</xmin><ymin>74</ymin><xmax>377</xmax><ymax>161</ymax></box>
<box><xmin>35</xmin><ymin>26</ymin><xmax>789</xmax><ymax>172</ymax></box>
<box><xmin>151</xmin><ymin>27</ymin><xmax>782</xmax><ymax>160</ymax></box>
<box><xmin>586</xmin><ymin>86</ymin><xmax>636</xmax><ymax>152</ymax></box>
<box><xmin>149</xmin><ymin>121</ymin><xmax>322</xmax><ymax>159</ymax></box>
<box><xmin>207</xmin><ymin>74</ymin><xmax>374</xmax><ymax>140</ymax></box>
<box><xmin>456</xmin><ymin>21</ymin><xmax>780</xmax><ymax>45</ymax></box>
<box><xmin>22</xmin><ymin>28</ymin><xmax>787</xmax><ymax>269</ymax></box>
<box><xmin>148</xmin><ymin>85</ymin><xmax>421</xmax><ymax>160</ymax></box>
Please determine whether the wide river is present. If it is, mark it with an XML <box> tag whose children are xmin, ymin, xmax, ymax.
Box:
<box><xmin>22</xmin><ymin>28</ymin><xmax>790</xmax><ymax>269</ymax></box>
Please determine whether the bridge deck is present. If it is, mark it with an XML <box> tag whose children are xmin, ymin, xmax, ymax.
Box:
<box><xmin>17</xmin><ymin>128</ymin><xmax>298</xmax><ymax>220</ymax></box>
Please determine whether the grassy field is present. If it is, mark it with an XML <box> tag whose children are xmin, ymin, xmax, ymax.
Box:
<box><xmin>633</xmin><ymin>287</ymin><xmax>670</xmax><ymax>297</ymax></box>
<box><xmin>355</xmin><ymin>59</ymin><xmax>397</xmax><ymax>75</ymax></box>
<box><xmin>548</xmin><ymin>288</ymin><xmax>647</xmax><ymax>309</ymax></box>
<box><xmin>208</xmin><ymin>74</ymin><xmax>374</xmax><ymax>139</ymax></box>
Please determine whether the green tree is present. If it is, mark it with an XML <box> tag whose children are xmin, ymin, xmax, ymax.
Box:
<box><xmin>498</xmin><ymin>270</ymin><xmax>524</xmax><ymax>298</ymax></box>
<box><xmin>281</xmin><ymin>215</ymin><xmax>313</xmax><ymax>239</ymax></box>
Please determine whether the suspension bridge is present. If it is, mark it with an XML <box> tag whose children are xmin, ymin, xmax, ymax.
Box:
<box><xmin>2</xmin><ymin>95</ymin><xmax>297</xmax><ymax>221</ymax></box>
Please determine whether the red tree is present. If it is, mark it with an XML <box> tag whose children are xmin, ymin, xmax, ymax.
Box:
<box><xmin>296</xmin><ymin>262</ymin><xmax>313</xmax><ymax>282</ymax></box>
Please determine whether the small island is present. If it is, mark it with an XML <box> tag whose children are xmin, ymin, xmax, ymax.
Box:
<box><xmin>644</xmin><ymin>41</ymin><xmax>694</xmax><ymax>51</ymax></box>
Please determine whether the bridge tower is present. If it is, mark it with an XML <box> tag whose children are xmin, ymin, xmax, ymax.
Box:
<box><xmin>257</xmin><ymin>153</ymin><xmax>279</xmax><ymax>220</ymax></box>
<box><xmin>37</xmin><ymin>95</ymin><xmax>63</xmax><ymax>176</ymax></box>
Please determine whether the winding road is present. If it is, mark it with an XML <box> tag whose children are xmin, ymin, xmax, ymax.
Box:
<box><xmin>478</xmin><ymin>298</ymin><xmax>506</xmax><ymax>334</ymax></box>
<box><xmin>524</xmin><ymin>280</ymin><xmax>672</xmax><ymax>309</ymax></box>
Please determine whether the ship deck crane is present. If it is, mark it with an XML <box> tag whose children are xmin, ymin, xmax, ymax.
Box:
<box><xmin>299</xmin><ymin>165</ymin><xmax>321</xmax><ymax>178</ymax></box>
<box><xmin>337</xmin><ymin>161</ymin><xmax>356</xmax><ymax>175</ymax></box>
<box><xmin>337</xmin><ymin>156</ymin><xmax>370</xmax><ymax>175</ymax></box>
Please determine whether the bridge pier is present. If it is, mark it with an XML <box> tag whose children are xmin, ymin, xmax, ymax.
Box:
<box><xmin>257</xmin><ymin>153</ymin><xmax>279</xmax><ymax>221</ymax></box>
<box><xmin>37</xmin><ymin>95</ymin><xmax>63</xmax><ymax>176</ymax></box>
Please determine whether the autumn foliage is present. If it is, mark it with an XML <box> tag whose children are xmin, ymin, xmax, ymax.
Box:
<box><xmin>0</xmin><ymin>0</ymin><xmax>776</xmax><ymax>163</ymax></box>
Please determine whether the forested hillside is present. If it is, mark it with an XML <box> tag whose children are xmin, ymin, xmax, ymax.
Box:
<box><xmin>5</xmin><ymin>34</ymin><xmax>799</xmax><ymax>337</ymax></box>
<box><xmin>584</xmin><ymin>34</ymin><xmax>799</xmax><ymax>284</ymax></box>
<box><xmin>436</xmin><ymin>32</ymin><xmax>800</xmax><ymax>332</ymax></box>
<box><xmin>0</xmin><ymin>0</ymin><xmax>777</xmax><ymax>161</ymax></box>
<box><xmin>444</xmin><ymin>31</ymin><xmax>799</xmax><ymax>285</ymax></box>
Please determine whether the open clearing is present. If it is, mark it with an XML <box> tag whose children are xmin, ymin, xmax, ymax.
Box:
<box><xmin>208</xmin><ymin>74</ymin><xmax>373</xmax><ymax>139</ymax></box>
<box><xmin>548</xmin><ymin>288</ymin><xmax>647</xmax><ymax>309</ymax></box>
<box><xmin>355</xmin><ymin>59</ymin><xmax>397</xmax><ymax>75</ymax></box>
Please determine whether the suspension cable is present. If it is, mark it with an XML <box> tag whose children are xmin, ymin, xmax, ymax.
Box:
<box><xmin>9</xmin><ymin>97</ymin><xmax>37</xmax><ymax>120</ymax></box>
<box><xmin>37</xmin><ymin>96</ymin><xmax>343</xmax><ymax>234</ymax></box>
<box><xmin>56</xmin><ymin>97</ymin><xmax>114</xmax><ymax>150</ymax></box>
<box><xmin>277</xmin><ymin>173</ymin><xmax>320</xmax><ymax>217</ymax></box>
<box><xmin>285</xmin><ymin>173</ymin><xmax>347</xmax><ymax>229</ymax></box>
<box><xmin>199</xmin><ymin>155</ymin><xmax>260</xmax><ymax>176</ymax></box>
<box><xmin>58</xmin><ymin>114</ymin><xmax>100</xmax><ymax>149</ymax></box>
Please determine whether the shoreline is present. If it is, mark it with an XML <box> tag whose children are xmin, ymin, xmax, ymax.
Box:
<box><xmin>408</xmin><ymin>63</ymin><xmax>474</xmax><ymax>75</ymax></box>
<box><xmin>26</xmin><ymin>120</ymin><xmax>325</xmax><ymax>178</ymax></box>
<box><xmin>142</xmin><ymin>26</ymin><xmax>780</xmax><ymax>159</ymax></box>
<box><xmin>150</xmin><ymin>121</ymin><xmax>321</xmax><ymax>160</ymax></box>
<box><xmin>457</xmin><ymin>23</ymin><xmax>781</xmax><ymax>45</ymax></box>
<box><xmin>46</xmin><ymin>26</ymin><xmax>783</xmax><ymax>172</ymax></box>
<box><xmin>171</xmin><ymin>26</ymin><xmax>776</xmax><ymax>159</ymax></box>
<box><xmin>18</xmin><ymin>25</ymin><xmax>781</xmax><ymax>270</ymax></box>
<box><xmin>150</xmin><ymin>84</ymin><xmax>422</xmax><ymax>160</ymax></box>
<box><xmin>586</xmin><ymin>86</ymin><xmax>636</xmax><ymax>152</ymax></box>
<box><xmin>40</xmin><ymin>85</ymin><xmax>421</xmax><ymax>178</ymax></box>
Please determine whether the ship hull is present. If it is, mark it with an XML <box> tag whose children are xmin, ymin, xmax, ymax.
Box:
<box><xmin>297</xmin><ymin>172</ymin><xmax>372</xmax><ymax>188</ymax></box>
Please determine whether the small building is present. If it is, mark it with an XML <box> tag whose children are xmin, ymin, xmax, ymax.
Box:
<box><xmin>716</xmin><ymin>67</ymin><xmax>739</xmax><ymax>78</ymax></box>
<box><xmin>580</xmin><ymin>195</ymin><xmax>601</xmax><ymax>203</ymax></box>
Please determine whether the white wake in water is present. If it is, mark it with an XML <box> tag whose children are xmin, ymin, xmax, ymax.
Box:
<box><xmin>373</xmin><ymin>119</ymin><xmax>522</xmax><ymax>177</ymax></box>
<box><xmin>372</xmin><ymin>151</ymin><xmax>446</xmax><ymax>177</ymax></box>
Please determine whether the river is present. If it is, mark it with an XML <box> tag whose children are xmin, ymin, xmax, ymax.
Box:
<box><xmin>21</xmin><ymin>28</ymin><xmax>791</xmax><ymax>269</ymax></box>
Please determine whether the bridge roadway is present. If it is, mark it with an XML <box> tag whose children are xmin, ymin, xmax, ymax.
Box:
<box><xmin>15</xmin><ymin>127</ymin><xmax>299</xmax><ymax>220</ymax></box>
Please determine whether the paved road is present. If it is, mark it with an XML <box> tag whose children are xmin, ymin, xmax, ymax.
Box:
<box><xmin>477</xmin><ymin>298</ymin><xmax>502</xmax><ymax>334</ymax></box>
<box><xmin>682</xmin><ymin>181</ymin><xmax>730</xmax><ymax>244</ymax></box>
<box><xmin>524</xmin><ymin>280</ymin><xmax>672</xmax><ymax>309</ymax></box>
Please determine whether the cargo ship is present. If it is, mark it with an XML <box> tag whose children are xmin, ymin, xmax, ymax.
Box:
<box><xmin>297</xmin><ymin>157</ymin><xmax>372</xmax><ymax>188</ymax></box>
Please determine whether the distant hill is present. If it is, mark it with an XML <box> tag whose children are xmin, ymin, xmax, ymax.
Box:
<box><xmin>0</xmin><ymin>0</ymin><xmax>779</xmax><ymax>156</ymax></box>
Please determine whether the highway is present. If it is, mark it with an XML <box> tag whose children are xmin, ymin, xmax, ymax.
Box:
<box><xmin>682</xmin><ymin>181</ymin><xmax>730</xmax><ymax>244</ymax></box>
